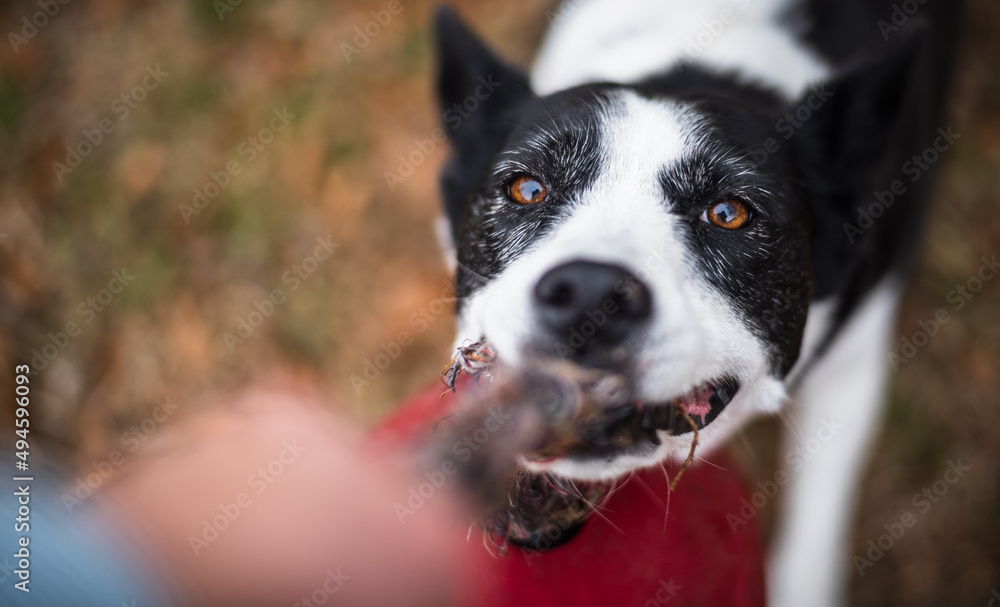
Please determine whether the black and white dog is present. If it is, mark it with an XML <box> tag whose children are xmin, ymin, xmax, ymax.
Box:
<box><xmin>432</xmin><ymin>1</ymin><xmax>959</xmax><ymax>604</ymax></box>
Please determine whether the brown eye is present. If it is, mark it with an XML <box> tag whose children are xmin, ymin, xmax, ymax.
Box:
<box><xmin>507</xmin><ymin>175</ymin><xmax>548</xmax><ymax>205</ymax></box>
<box><xmin>703</xmin><ymin>199</ymin><xmax>751</xmax><ymax>229</ymax></box>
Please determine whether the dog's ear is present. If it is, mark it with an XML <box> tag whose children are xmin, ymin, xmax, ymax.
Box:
<box><xmin>794</xmin><ymin>36</ymin><xmax>919</xmax><ymax>195</ymax></box>
<box><xmin>791</xmin><ymin>31</ymin><xmax>923</xmax><ymax>298</ymax></box>
<box><xmin>434</xmin><ymin>6</ymin><xmax>531</xmax><ymax>238</ymax></box>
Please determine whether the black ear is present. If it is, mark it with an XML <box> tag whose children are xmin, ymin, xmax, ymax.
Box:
<box><xmin>796</xmin><ymin>37</ymin><xmax>919</xmax><ymax>195</ymax></box>
<box><xmin>434</xmin><ymin>6</ymin><xmax>531</xmax><ymax>237</ymax></box>
<box><xmin>792</xmin><ymin>31</ymin><xmax>923</xmax><ymax>299</ymax></box>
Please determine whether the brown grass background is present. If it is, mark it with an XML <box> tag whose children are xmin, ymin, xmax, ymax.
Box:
<box><xmin>0</xmin><ymin>0</ymin><xmax>997</xmax><ymax>604</ymax></box>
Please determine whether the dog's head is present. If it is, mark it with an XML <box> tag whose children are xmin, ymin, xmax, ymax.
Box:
<box><xmin>433</xmin><ymin>8</ymin><xmax>915</xmax><ymax>481</ymax></box>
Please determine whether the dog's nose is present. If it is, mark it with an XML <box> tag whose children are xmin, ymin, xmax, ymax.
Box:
<box><xmin>533</xmin><ymin>260</ymin><xmax>652</xmax><ymax>351</ymax></box>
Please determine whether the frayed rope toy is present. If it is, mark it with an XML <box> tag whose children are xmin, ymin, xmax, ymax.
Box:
<box><xmin>435</xmin><ymin>340</ymin><xmax>701</xmax><ymax>553</ymax></box>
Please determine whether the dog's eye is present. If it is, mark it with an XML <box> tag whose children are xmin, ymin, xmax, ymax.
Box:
<box><xmin>701</xmin><ymin>199</ymin><xmax>751</xmax><ymax>229</ymax></box>
<box><xmin>506</xmin><ymin>175</ymin><xmax>548</xmax><ymax>205</ymax></box>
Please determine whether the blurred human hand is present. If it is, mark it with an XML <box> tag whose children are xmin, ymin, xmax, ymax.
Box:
<box><xmin>104</xmin><ymin>378</ymin><xmax>473</xmax><ymax>607</ymax></box>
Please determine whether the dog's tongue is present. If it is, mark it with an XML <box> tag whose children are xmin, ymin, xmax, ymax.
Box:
<box><xmin>676</xmin><ymin>386</ymin><xmax>716</xmax><ymax>427</ymax></box>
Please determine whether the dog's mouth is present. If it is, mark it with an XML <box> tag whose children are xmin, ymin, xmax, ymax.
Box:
<box><xmin>438</xmin><ymin>341</ymin><xmax>741</xmax><ymax>551</ymax></box>
<box><xmin>522</xmin><ymin>374</ymin><xmax>740</xmax><ymax>463</ymax></box>
<box><xmin>441</xmin><ymin>340</ymin><xmax>740</xmax><ymax>464</ymax></box>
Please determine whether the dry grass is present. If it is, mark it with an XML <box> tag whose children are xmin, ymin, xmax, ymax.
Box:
<box><xmin>0</xmin><ymin>0</ymin><xmax>997</xmax><ymax>604</ymax></box>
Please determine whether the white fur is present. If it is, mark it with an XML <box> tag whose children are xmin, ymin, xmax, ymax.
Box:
<box><xmin>768</xmin><ymin>277</ymin><xmax>903</xmax><ymax>607</ymax></box>
<box><xmin>532</xmin><ymin>0</ymin><xmax>829</xmax><ymax>99</ymax></box>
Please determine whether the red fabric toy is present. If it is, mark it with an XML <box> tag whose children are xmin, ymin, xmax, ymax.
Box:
<box><xmin>374</xmin><ymin>383</ymin><xmax>766</xmax><ymax>607</ymax></box>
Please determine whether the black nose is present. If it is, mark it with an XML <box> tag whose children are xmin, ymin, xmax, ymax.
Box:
<box><xmin>533</xmin><ymin>260</ymin><xmax>652</xmax><ymax>354</ymax></box>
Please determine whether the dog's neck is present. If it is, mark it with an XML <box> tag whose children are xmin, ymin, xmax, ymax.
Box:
<box><xmin>531</xmin><ymin>0</ymin><xmax>829</xmax><ymax>99</ymax></box>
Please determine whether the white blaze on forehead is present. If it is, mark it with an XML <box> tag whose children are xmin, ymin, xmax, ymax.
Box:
<box><xmin>541</xmin><ymin>91</ymin><xmax>700</xmax><ymax>261</ymax></box>
<box><xmin>537</xmin><ymin>92</ymin><xmax>711</xmax><ymax>390</ymax></box>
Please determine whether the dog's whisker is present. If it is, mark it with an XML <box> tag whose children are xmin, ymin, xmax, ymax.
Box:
<box><xmin>774</xmin><ymin>401</ymin><xmax>806</xmax><ymax>441</ymax></box>
<box><xmin>578</xmin><ymin>495</ymin><xmax>625</xmax><ymax>536</ymax></box>
<box><xmin>694</xmin><ymin>456</ymin><xmax>727</xmax><ymax>472</ymax></box>
<box><xmin>606</xmin><ymin>471</ymin><xmax>635</xmax><ymax>501</ymax></box>
<box><xmin>455</xmin><ymin>261</ymin><xmax>490</xmax><ymax>285</ymax></box>
<box><xmin>527</xmin><ymin>87</ymin><xmax>561</xmax><ymax>131</ymax></box>
<box><xmin>736</xmin><ymin>426</ymin><xmax>759</xmax><ymax>460</ymax></box>
<box><xmin>496</xmin><ymin>117</ymin><xmax>547</xmax><ymax>139</ymax></box>
<box><xmin>632</xmin><ymin>473</ymin><xmax>667</xmax><ymax>510</ymax></box>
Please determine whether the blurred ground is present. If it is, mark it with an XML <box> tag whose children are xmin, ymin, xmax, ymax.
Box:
<box><xmin>0</xmin><ymin>0</ymin><xmax>997</xmax><ymax>605</ymax></box>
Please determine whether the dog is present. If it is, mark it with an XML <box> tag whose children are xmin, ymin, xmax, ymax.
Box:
<box><xmin>431</xmin><ymin>1</ymin><xmax>960</xmax><ymax>605</ymax></box>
